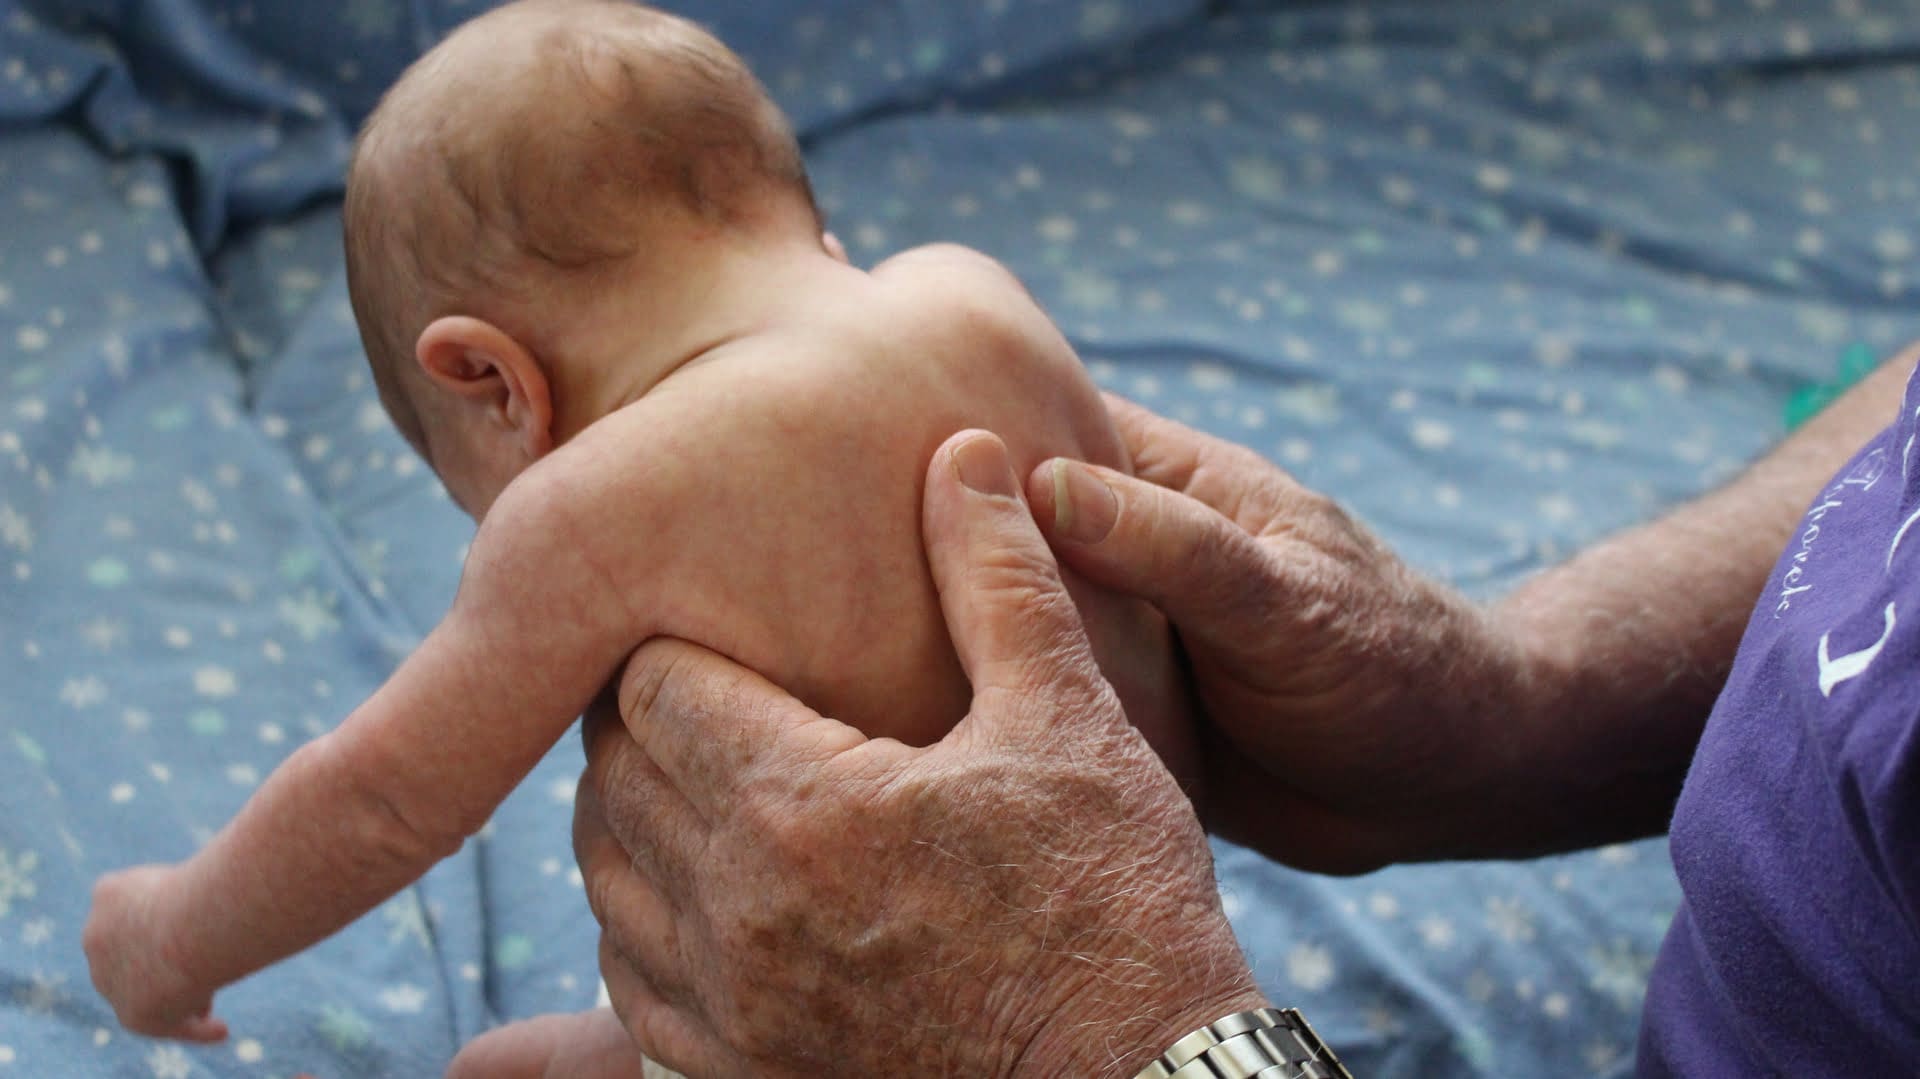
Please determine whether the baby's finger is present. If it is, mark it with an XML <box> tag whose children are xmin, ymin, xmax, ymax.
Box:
<box><xmin>169</xmin><ymin>1011</ymin><xmax>228</xmax><ymax>1044</ymax></box>
<box><xmin>443</xmin><ymin>1008</ymin><xmax>643</xmax><ymax>1079</ymax></box>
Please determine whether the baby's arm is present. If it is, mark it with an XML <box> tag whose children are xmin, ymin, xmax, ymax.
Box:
<box><xmin>84</xmin><ymin>473</ymin><xmax>639</xmax><ymax>1040</ymax></box>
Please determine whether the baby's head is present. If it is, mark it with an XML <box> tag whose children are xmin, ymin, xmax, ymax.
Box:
<box><xmin>345</xmin><ymin>0</ymin><xmax>822</xmax><ymax>515</ymax></box>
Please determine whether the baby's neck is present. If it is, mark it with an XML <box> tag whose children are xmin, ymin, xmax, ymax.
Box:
<box><xmin>550</xmin><ymin>239</ymin><xmax>858</xmax><ymax>442</ymax></box>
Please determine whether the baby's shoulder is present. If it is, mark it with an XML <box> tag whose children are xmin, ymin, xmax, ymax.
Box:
<box><xmin>858</xmin><ymin>243</ymin><xmax>1120</xmax><ymax>467</ymax></box>
<box><xmin>867</xmin><ymin>243</ymin><xmax>1068</xmax><ymax>361</ymax></box>
<box><xmin>870</xmin><ymin>243</ymin><xmax>1035</xmax><ymax>315</ymax></box>
<box><xmin>873</xmin><ymin>242</ymin><xmax>1025</xmax><ymax>285</ymax></box>
<box><xmin>471</xmin><ymin>413</ymin><xmax>686</xmax><ymax>566</ymax></box>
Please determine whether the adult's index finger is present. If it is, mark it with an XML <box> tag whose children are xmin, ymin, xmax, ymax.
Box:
<box><xmin>615</xmin><ymin>636</ymin><xmax>867</xmax><ymax>819</ymax></box>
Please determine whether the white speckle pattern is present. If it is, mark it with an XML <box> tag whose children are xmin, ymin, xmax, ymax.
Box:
<box><xmin>4</xmin><ymin>1</ymin><xmax>1919</xmax><ymax>1076</ymax></box>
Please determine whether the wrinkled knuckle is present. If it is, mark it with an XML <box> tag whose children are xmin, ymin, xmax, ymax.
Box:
<box><xmin>1217</xmin><ymin>437</ymin><xmax>1282</xmax><ymax>482</ymax></box>
<box><xmin>616</xmin><ymin>652</ymin><xmax>668</xmax><ymax>729</ymax></box>
<box><xmin>1182</xmin><ymin>509</ymin><xmax>1240</xmax><ymax>570</ymax></box>
<box><xmin>1283</xmin><ymin>488</ymin><xmax>1376</xmax><ymax>562</ymax></box>
<box><xmin>620</xmin><ymin>642</ymin><xmax>717</xmax><ymax>735</ymax></box>
<box><xmin>1296</xmin><ymin>486</ymin><xmax>1344</xmax><ymax>523</ymax></box>
<box><xmin>963</xmin><ymin>541</ymin><xmax>1066</xmax><ymax>605</ymax></box>
<box><xmin>1205</xmin><ymin>542</ymin><xmax>1290</xmax><ymax>638</ymax></box>
<box><xmin>1026</xmin><ymin>587</ymin><xmax>1093</xmax><ymax>653</ymax></box>
<box><xmin>1033</xmin><ymin>659</ymin><xmax>1126</xmax><ymax>729</ymax></box>
<box><xmin>592</xmin><ymin>748</ymin><xmax>649</xmax><ymax>838</ymax></box>
<box><xmin>1313</xmin><ymin>495</ymin><xmax>1377</xmax><ymax>557</ymax></box>
<box><xmin>623</xmin><ymin>998</ymin><xmax>688</xmax><ymax>1067</ymax></box>
<box><xmin>581</xmin><ymin>856</ymin><xmax>621</xmax><ymax>926</ymax></box>
<box><xmin>989</xmin><ymin>621</ymin><xmax>1104</xmax><ymax>715</ymax></box>
<box><xmin>1187</xmin><ymin>516</ymin><xmax>1266</xmax><ymax>600</ymax></box>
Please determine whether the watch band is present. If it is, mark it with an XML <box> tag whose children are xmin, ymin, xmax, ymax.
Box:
<box><xmin>1132</xmin><ymin>1007</ymin><xmax>1355</xmax><ymax>1079</ymax></box>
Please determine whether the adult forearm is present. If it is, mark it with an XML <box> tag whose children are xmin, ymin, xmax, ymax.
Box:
<box><xmin>1489</xmin><ymin>348</ymin><xmax>1914</xmax><ymax>852</ymax></box>
<box><xmin>1031</xmin><ymin>372</ymin><xmax>1910</xmax><ymax>870</ymax></box>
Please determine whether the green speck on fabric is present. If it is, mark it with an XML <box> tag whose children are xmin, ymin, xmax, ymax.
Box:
<box><xmin>13</xmin><ymin>732</ymin><xmax>44</xmax><ymax>766</ymax></box>
<box><xmin>316</xmin><ymin>1003</ymin><xmax>372</xmax><ymax>1052</ymax></box>
<box><xmin>495</xmin><ymin>934</ymin><xmax>536</xmax><ymax>971</ymax></box>
<box><xmin>85</xmin><ymin>559</ymin><xmax>129</xmax><ymax>588</ymax></box>
<box><xmin>278</xmin><ymin>548</ymin><xmax>319</xmax><ymax>582</ymax></box>
<box><xmin>911</xmin><ymin>40</ymin><xmax>945</xmax><ymax>74</ymax></box>
<box><xmin>1785</xmin><ymin>342</ymin><xmax>1880</xmax><ymax>429</ymax></box>
<box><xmin>1620</xmin><ymin>296</ymin><xmax>1659</xmax><ymax>327</ymax></box>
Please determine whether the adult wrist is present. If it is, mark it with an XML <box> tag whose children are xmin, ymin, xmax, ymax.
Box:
<box><xmin>1353</xmin><ymin>590</ymin><xmax>1550</xmax><ymax>863</ymax></box>
<box><xmin>1131</xmin><ymin>1006</ymin><xmax>1354</xmax><ymax>1079</ymax></box>
<box><xmin>1009</xmin><ymin>956</ymin><xmax>1270</xmax><ymax>1079</ymax></box>
<box><xmin>1108</xmin><ymin>994</ymin><xmax>1290</xmax><ymax>1079</ymax></box>
<box><xmin>1480</xmin><ymin>581</ymin><xmax>1702</xmax><ymax>855</ymax></box>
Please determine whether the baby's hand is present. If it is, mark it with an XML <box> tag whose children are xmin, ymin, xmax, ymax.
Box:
<box><xmin>83</xmin><ymin>865</ymin><xmax>229</xmax><ymax>1042</ymax></box>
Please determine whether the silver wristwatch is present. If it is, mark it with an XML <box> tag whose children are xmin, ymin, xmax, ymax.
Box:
<box><xmin>1132</xmin><ymin>1007</ymin><xmax>1354</xmax><ymax>1079</ymax></box>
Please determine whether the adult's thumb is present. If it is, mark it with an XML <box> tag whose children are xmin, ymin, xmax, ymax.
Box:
<box><xmin>1026</xmin><ymin>457</ymin><xmax>1270</xmax><ymax>635</ymax></box>
<box><xmin>922</xmin><ymin>431</ymin><xmax>1117</xmax><ymax>743</ymax></box>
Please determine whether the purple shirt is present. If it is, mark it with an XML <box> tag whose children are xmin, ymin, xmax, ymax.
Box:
<box><xmin>1639</xmin><ymin>365</ymin><xmax>1920</xmax><ymax>1075</ymax></box>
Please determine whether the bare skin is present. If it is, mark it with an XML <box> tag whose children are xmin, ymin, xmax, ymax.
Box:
<box><xmin>453</xmin><ymin>432</ymin><xmax>1262</xmax><ymax>1078</ymax></box>
<box><xmin>80</xmin><ymin>5</ymin><xmax>1194</xmax><ymax>1070</ymax></box>
<box><xmin>1029</xmin><ymin>350</ymin><xmax>1914</xmax><ymax>871</ymax></box>
<box><xmin>560</xmin><ymin>351</ymin><xmax>1914</xmax><ymax>1072</ymax></box>
<box><xmin>81</xmin><ymin>241</ymin><xmax>1193</xmax><ymax>1063</ymax></box>
<box><xmin>85</xmin><ymin>0</ymin><xmax>1918</xmax><ymax>1060</ymax></box>
<box><xmin>83</xmin><ymin>6</ymin><xmax>1194</xmax><ymax>1070</ymax></box>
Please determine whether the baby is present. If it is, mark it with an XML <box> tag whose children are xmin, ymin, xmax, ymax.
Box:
<box><xmin>82</xmin><ymin>1</ymin><xmax>1195</xmax><ymax>1074</ymax></box>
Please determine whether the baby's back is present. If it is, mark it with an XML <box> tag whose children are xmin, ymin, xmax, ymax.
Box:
<box><xmin>583</xmin><ymin>245</ymin><xmax>1189</xmax><ymax>763</ymax></box>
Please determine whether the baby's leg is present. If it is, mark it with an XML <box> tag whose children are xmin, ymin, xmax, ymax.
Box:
<box><xmin>444</xmin><ymin>1008</ymin><xmax>682</xmax><ymax>1079</ymax></box>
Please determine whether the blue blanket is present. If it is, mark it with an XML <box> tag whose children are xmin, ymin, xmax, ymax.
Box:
<box><xmin>5</xmin><ymin>1</ymin><xmax>1919</xmax><ymax>1075</ymax></box>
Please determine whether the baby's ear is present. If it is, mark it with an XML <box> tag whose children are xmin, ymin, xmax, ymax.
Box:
<box><xmin>415</xmin><ymin>316</ymin><xmax>554</xmax><ymax>461</ymax></box>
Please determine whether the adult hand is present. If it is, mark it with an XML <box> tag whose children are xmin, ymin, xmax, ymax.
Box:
<box><xmin>1027</xmin><ymin>395</ymin><xmax>1538</xmax><ymax>872</ymax></box>
<box><xmin>575</xmin><ymin>431</ymin><xmax>1266</xmax><ymax>1077</ymax></box>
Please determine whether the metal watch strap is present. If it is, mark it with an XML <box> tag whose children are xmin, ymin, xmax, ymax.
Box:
<box><xmin>1132</xmin><ymin>1007</ymin><xmax>1355</xmax><ymax>1079</ymax></box>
